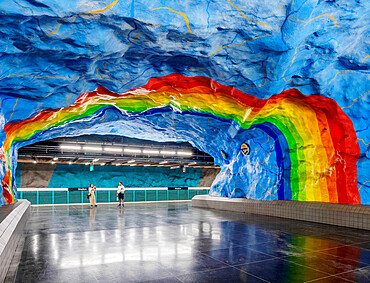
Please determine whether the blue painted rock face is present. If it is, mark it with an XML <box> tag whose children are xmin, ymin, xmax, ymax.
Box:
<box><xmin>0</xmin><ymin>0</ymin><xmax>368</xmax><ymax>205</ymax></box>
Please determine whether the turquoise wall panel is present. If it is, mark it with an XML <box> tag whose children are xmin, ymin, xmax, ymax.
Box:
<box><xmin>15</xmin><ymin>164</ymin><xmax>202</xmax><ymax>188</ymax></box>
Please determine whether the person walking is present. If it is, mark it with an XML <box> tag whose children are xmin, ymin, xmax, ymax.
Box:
<box><xmin>89</xmin><ymin>184</ymin><xmax>97</xmax><ymax>208</ymax></box>
<box><xmin>117</xmin><ymin>181</ymin><xmax>125</xmax><ymax>207</ymax></box>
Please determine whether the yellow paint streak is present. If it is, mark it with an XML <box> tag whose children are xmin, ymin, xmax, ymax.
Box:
<box><xmin>282</xmin><ymin>47</ymin><xmax>298</xmax><ymax>84</ymax></box>
<box><xmin>328</xmin><ymin>70</ymin><xmax>349</xmax><ymax>85</ymax></box>
<box><xmin>164</xmin><ymin>116</ymin><xmax>181</xmax><ymax>138</ymax></box>
<box><xmin>66</xmin><ymin>93</ymin><xmax>71</xmax><ymax>106</ymax></box>
<box><xmin>151</xmin><ymin>7</ymin><xmax>193</xmax><ymax>40</ymax></box>
<box><xmin>8</xmin><ymin>97</ymin><xmax>19</xmax><ymax>122</ymax></box>
<box><xmin>102</xmin><ymin>112</ymin><xmax>108</xmax><ymax>123</ymax></box>
<box><xmin>361</xmin><ymin>55</ymin><xmax>370</xmax><ymax>64</ymax></box>
<box><xmin>291</xmin><ymin>14</ymin><xmax>342</xmax><ymax>28</ymax></box>
<box><xmin>124</xmin><ymin>33</ymin><xmax>142</xmax><ymax>51</ymax></box>
<box><xmin>2</xmin><ymin>74</ymin><xmax>79</xmax><ymax>81</ymax></box>
<box><xmin>262</xmin><ymin>135</ymin><xmax>270</xmax><ymax>145</ymax></box>
<box><xmin>241</xmin><ymin>64</ymin><xmax>267</xmax><ymax>90</ymax></box>
<box><xmin>96</xmin><ymin>33</ymin><xmax>142</xmax><ymax>81</ymax></box>
<box><xmin>96</xmin><ymin>60</ymin><xmax>110</xmax><ymax>80</ymax></box>
<box><xmin>342</xmin><ymin>90</ymin><xmax>370</xmax><ymax>110</ymax></box>
<box><xmin>274</xmin><ymin>5</ymin><xmax>342</xmax><ymax>28</ymax></box>
<box><xmin>32</xmin><ymin>0</ymin><xmax>119</xmax><ymax>39</ymax></box>
<box><xmin>228</xmin><ymin>0</ymin><xmax>274</xmax><ymax>29</ymax></box>
<box><xmin>251</xmin><ymin>136</ymin><xmax>269</xmax><ymax>153</ymax></box>
<box><xmin>259</xmin><ymin>184</ymin><xmax>277</xmax><ymax>199</ymax></box>
<box><xmin>185</xmin><ymin>67</ymin><xmax>207</xmax><ymax>71</ymax></box>
<box><xmin>87</xmin><ymin>43</ymin><xmax>93</xmax><ymax>56</ymax></box>
<box><xmin>358</xmin><ymin>138</ymin><xmax>370</xmax><ymax>146</ymax></box>
<box><xmin>329</xmin><ymin>55</ymin><xmax>369</xmax><ymax>84</ymax></box>
<box><xmin>258</xmin><ymin>158</ymin><xmax>268</xmax><ymax>166</ymax></box>
<box><xmin>359</xmin><ymin>181</ymin><xmax>369</xmax><ymax>191</ymax></box>
<box><xmin>101</xmin><ymin>0</ymin><xmax>117</xmax><ymax>15</ymax></box>
<box><xmin>203</xmin><ymin>32</ymin><xmax>271</xmax><ymax>57</ymax></box>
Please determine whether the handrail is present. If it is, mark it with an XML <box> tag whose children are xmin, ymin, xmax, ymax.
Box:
<box><xmin>18</xmin><ymin>187</ymin><xmax>211</xmax><ymax>192</ymax></box>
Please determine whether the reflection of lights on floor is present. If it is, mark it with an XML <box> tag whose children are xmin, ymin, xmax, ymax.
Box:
<box><xmin>100</xmin><ymin>230</ymin><xmax>105</xmax><ymax>243</ymax></box>
<box><xmin>32</xmin><ymin>235</ymin><xmax>39</xmax><ymax>260</ymax></box>
<box><xmin>68</xmin><ymin>233</ymin><xmax>73</xmax><ymax>247</ymax></box>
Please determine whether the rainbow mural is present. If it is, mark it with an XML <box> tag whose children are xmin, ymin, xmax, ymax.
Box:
<box><xmin>0</xmin><ymin>74</ymin><xmax>360</xmax><ymax>205</ymax></box>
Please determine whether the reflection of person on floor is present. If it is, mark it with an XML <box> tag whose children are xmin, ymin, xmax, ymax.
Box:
<box><xmin>89</xmin><ymin>185</ymin><xmax>97</xmax><ymax>208</ymax></box>
<box><xmin>117</xmin><ymin>181</ymin><xmax>125</xmax><ymax>207</ymax></box>
<box><xmin>89</xmin><ymin>203</ymin><xmax>96</xmax><ymax>229</ymax></box>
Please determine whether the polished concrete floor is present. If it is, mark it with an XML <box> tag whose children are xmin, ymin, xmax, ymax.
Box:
<box><xmin>15</xmin><ymin>202</ymin><xmax>370</xmax><ymax>282</ymax></box>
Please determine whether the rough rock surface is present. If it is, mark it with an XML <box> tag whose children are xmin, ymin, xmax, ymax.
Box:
<box><xmin>0</xmin><ymin>0</ymin><xmax>368</xmax><ymax>205</ymax></box>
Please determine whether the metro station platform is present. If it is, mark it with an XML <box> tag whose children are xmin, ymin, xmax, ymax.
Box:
<box><xmin>12</xmin><ymin>202</ymin><xmax>370</xmax><ymax>282</ymax></box>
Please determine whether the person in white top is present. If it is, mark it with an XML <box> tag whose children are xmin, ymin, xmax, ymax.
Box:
<box><xmin>88</xmin><ymin>184</ymin><xmax>97</xmax><ymax>208</ymax></box>
<box><xmin>117</xmin><ymin>182</ymin><xmax>125</xmax><ymax>207</ymax></box>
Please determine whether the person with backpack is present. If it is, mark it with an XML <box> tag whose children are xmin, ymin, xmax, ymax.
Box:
<box><xmin>117</xmin><ymin>182</ymin><xmax>125</xmax><ymax>207</ymax></box>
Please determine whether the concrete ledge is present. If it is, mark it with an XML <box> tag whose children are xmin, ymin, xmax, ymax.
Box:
<box><xmin>0</xmin><ymin>200</ymin><xmax>30</xmax><ymax>282</ymax></box>
<box><xmin>192</xmin><ymin>195</ymin><xmax>370</xmax><ymax>230</ymax></box>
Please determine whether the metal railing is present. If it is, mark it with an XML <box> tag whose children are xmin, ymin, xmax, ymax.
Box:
<box><xmin>18</xmin><ymin>187</ymin><xmax>210</xmax><ymax>205</ymax></box>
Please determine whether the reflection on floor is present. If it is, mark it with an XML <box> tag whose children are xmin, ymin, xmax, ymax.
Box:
<box><xmin>16</xmin><ymin>202</ymin><xmax>370</xmax><ymax>282</ymax></box>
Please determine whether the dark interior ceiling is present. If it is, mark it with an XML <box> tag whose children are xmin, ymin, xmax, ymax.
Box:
<box><xmin>18</xmin><ymin>135</ymin><xmax>217</xmax><ymax>169</ymax></box>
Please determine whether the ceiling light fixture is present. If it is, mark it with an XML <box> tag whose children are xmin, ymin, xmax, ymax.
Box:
<box><xmin>124</xmin><ymin>148</ymin><xmax>141</xmax><ymax>153</ymax></box>
<box><xmin>143</xmin><ymin>149</ymin><xmax>159</xmax><ymax>154</ymax></box>
<box><xmin>83</xmin><ymin>145</ymin><xmax>102</xmax><ymax>152</ymax></box>
<box><xmin>177</xmin><ymin>151</ymin><xmax>192</xmax><ymax>156</ymax></box>
<box><xmin>60</xmin><ymin>145</ymin><xmax>81</xmax><ymax>150</ymax></box>
<box><xmin>160</xmin><ymin>150</ymin><xmax>176</xmax><ymax>155</ymax></box>
<box><xmin>104</xmin><ymin>147</ymin><xmax>123</xmax><ymax>153</ymax></box>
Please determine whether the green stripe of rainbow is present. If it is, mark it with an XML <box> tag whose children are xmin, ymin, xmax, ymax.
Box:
<box><xmin>1</xmin><ymin>74</ymin><xmax>360</xmax><ymax>204</ymax></box>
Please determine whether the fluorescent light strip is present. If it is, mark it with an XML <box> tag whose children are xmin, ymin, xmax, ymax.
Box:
<box><xmin>160</xmin><ymin>150</ymin><xmax>176</xmax><ymax>155</ymax></box>
<box><xmin>104</xmin><ymin>147</ymin><xmax>122</xmax><ymax>153</ymax></box>
<box><xmin>127</xmin><ymin>160</ymin><xmax>136</xmax><ymax>163</ymax></box>
<box><xmin>143</xmin><ymin>149</ymin><xmax>159</xmax><ymax>154</ymax></box>
<box><xmin>124</xmin><ymin>148</ymin><xmax>141</xmax><ymax>153</ymax></box>
<box><xmin>177</xmin><ymin>151</ymin><xmax>192</xmax><ymax>156</ymax></box>
<box><xmin>159</xmin><ymin>161</ymin><xmax>168</xmax><ymax>164</ymax></box>
<box><xmin>60</xmin><ymin>145</ymin><xmax>81</xmax><ymax>150</ymax></box>
<box><xmin>83</xmin><ymin>146</ymin><xmax>102</xmax><ymax>152</ymax></box>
